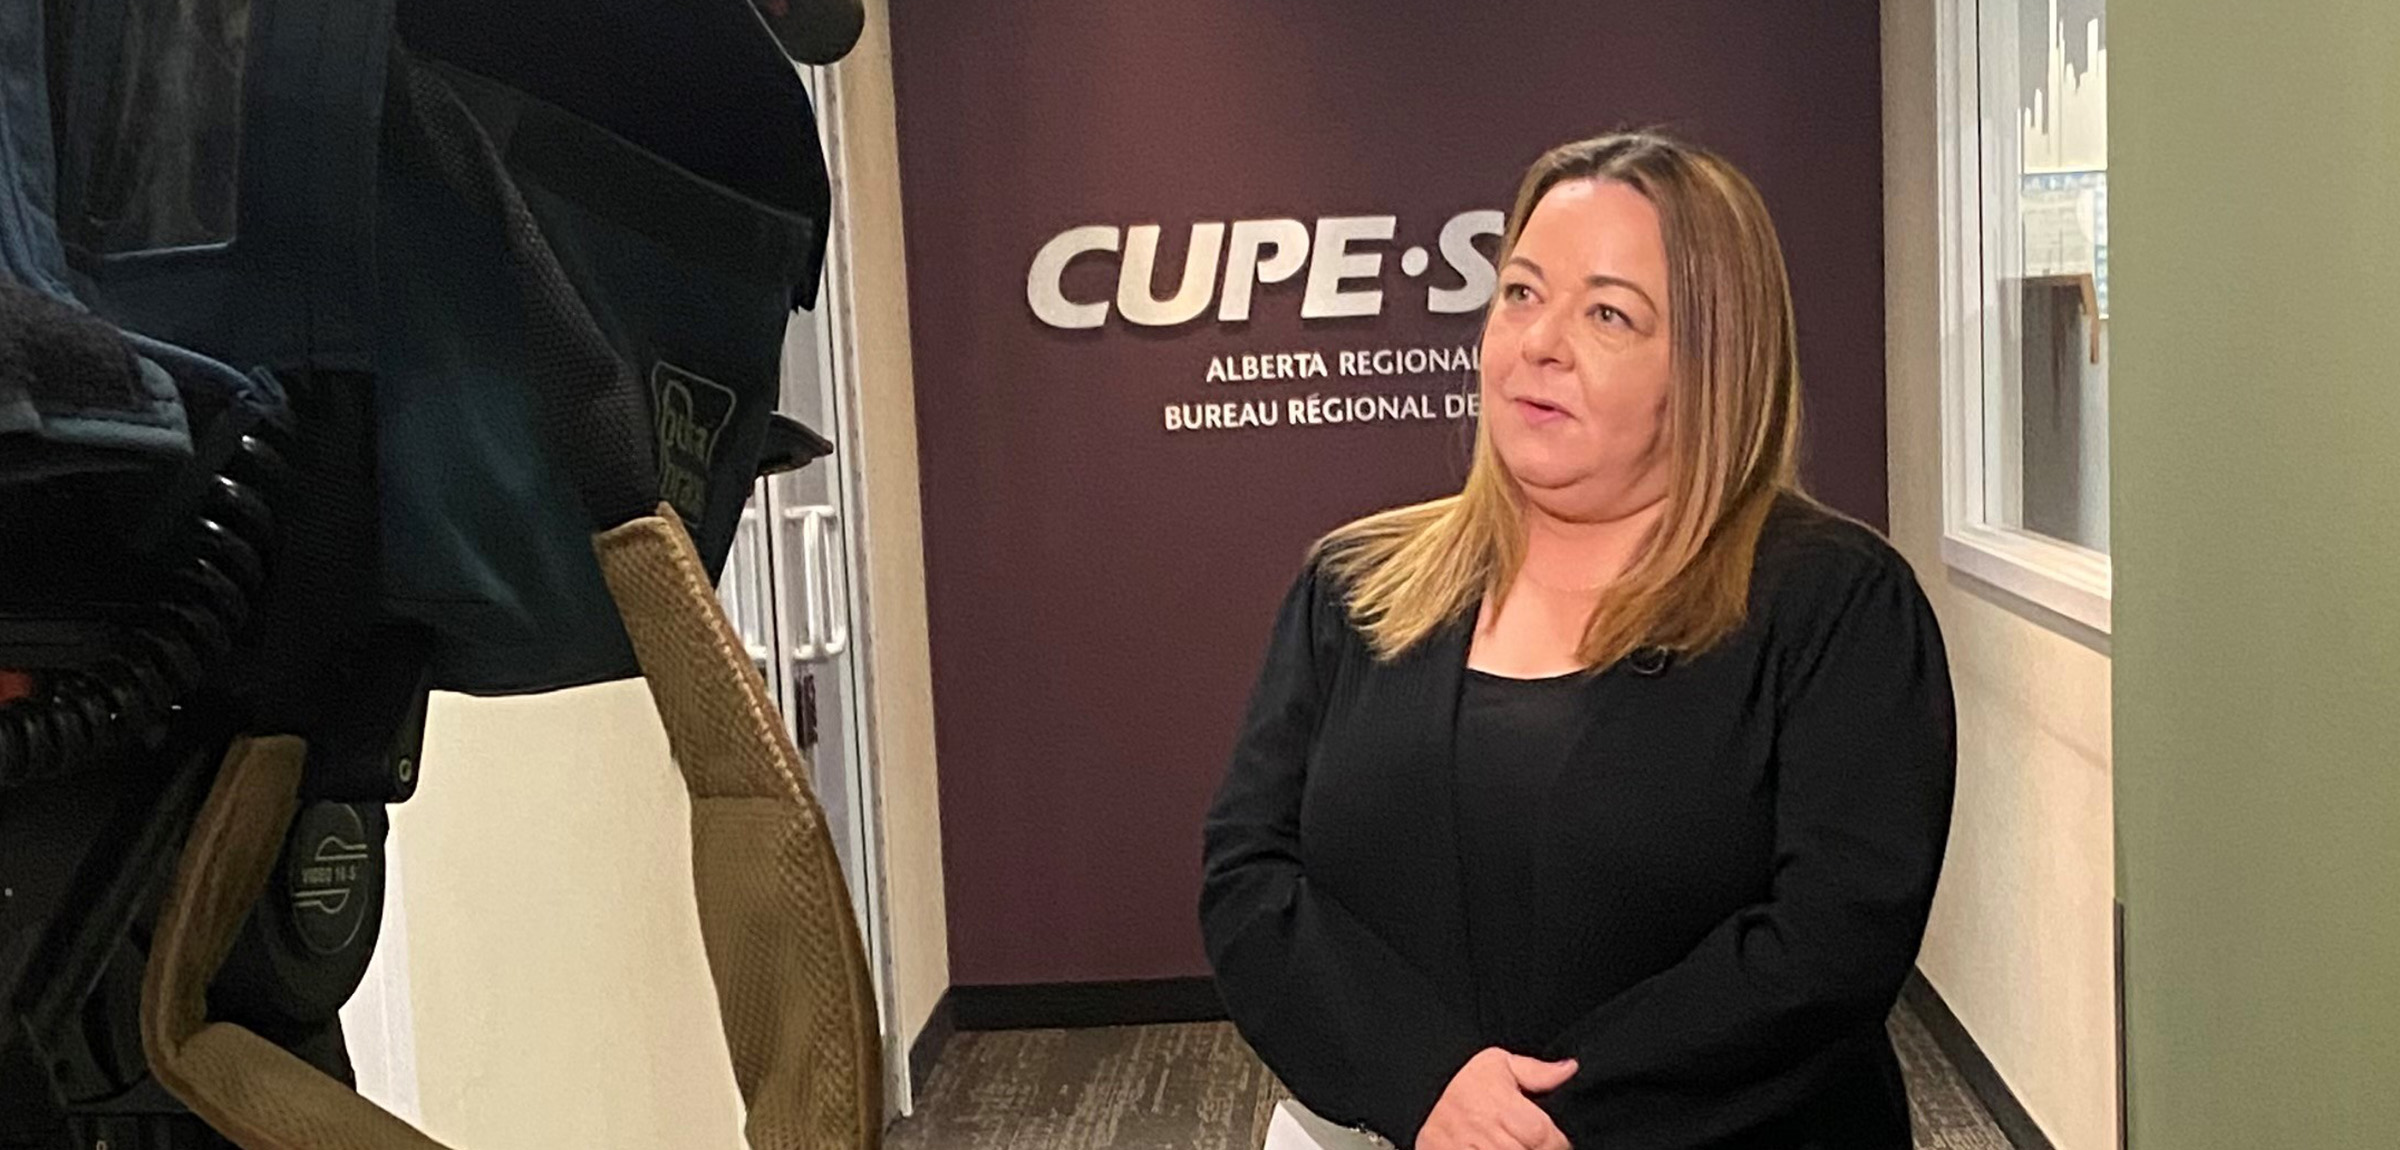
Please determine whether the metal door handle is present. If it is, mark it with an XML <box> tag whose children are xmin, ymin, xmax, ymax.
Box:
<box><xmin>781</xmin><ymin>503</ymin><xmax>825</xmax><ymax>663</ymax></box>
<box><xmin>814</xmin><ymin>507</ymin><xmax>850</xmax><ymax>658</ymax></box>
<box><xmin>785</xmin><ymin>504</ymin><xmax>843</xmax><ymax>665</ymax></box>
<box><xmin>731</xmin><ymin>500</ymin><xmax>781</xmax><ymax>684</ymax></box>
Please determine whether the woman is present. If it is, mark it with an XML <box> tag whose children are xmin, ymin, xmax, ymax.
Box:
<box><xmin>1200</xmin><ymin>132</ymin><xmax>1956</xmax><ymax>1150</ymax></box>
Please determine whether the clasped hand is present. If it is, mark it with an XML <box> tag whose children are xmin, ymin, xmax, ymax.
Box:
<box><xmin>1414</xmin><ymin>1047</ymin><xmax>1576</xmax><ymax>1150</ymax></box>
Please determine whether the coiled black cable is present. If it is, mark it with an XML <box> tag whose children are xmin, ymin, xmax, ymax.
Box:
<box><xmin>0</xmin><ymin>429</ymin><xmax>286</xmax><ymax>788</ymax></box>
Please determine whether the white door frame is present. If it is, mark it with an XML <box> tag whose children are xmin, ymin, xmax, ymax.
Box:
<box><xmin>799</xmin><ymin>58</ymin><xmax>912</xmax><ymax>1115</ymax></box>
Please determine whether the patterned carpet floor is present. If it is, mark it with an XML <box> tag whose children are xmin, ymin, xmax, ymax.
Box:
<box><xmin>887</xmin><ymin>1006</ymin><xmax>2011</xmax><ymax>1150</ymax></box>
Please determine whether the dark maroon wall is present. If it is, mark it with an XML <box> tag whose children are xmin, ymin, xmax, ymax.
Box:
<box><xmin>889</xmin><ymin>3</ymin><xmax>1884</xmax><ymax>986</ymax></box>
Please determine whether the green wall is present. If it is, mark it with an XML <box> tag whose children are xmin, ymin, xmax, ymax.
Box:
<box><xmin>2113</xmin><ymin>1</ymin><xmax>2400</xmax><ymax>1145</ymax></box>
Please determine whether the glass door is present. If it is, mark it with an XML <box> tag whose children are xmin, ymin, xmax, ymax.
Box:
<box><xmin>717</xmin><ymin>60</ymin><xmax>905</xmax><ymax>1112</ymax></box>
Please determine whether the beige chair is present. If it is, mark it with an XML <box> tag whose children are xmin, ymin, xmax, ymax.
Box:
<box><xmin>140</xmin><ymin>507</ymin><xmax>882</xmax><ymax>1149</ymax></box>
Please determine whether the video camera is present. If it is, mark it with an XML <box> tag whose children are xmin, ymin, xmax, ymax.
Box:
<box><xmin>2</xmin><ymin>2</ymin><xmax>873</xmax><ymax>1146</ymax></box>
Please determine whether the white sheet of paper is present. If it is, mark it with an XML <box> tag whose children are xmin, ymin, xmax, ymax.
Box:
<box><xmin>2021</xmin><ymin>183</ymin><xmax>2099</xmax><ymax>278</ymax></box>
<box><xmin>1263</xmin><ymin>1099</ymin><xmax>1395</xmax><ymax>1150</ymax></box>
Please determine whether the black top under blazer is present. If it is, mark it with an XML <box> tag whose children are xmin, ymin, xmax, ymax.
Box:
<box><xmin>1200</xmin><ymin>495</ymin><xmax>1957</xmax><ymax>1150</ymax></box>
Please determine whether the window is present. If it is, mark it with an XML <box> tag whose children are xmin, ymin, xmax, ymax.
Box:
<box><xmin>1939</xmin><ymin>0</ymin><xmax>2111</xmax><ymax>634</ymax></box>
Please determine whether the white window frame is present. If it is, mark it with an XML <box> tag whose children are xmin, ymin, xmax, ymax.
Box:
<box><xmin>1935</xmin><ymin>0</ymin><xmax>2112</xmax><ymax>635</ymax></box>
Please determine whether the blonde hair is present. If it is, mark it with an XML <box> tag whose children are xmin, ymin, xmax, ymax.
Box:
<box><xmin>1317</xmin><ymin>131</ymin><xmax>1806</xmax><ymax>667</ymax></box>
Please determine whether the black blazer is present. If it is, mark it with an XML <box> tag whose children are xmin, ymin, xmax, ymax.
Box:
<box><xmin>1200</xmin><ymin>496</ymin><xmax>1956</xmax><ymax>1150</ymax></box>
